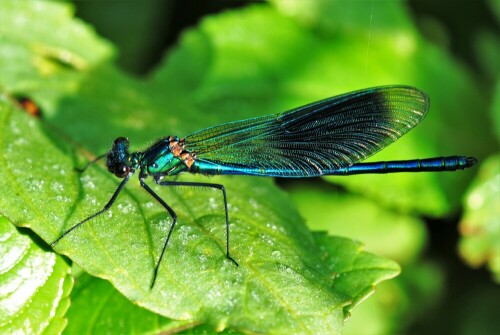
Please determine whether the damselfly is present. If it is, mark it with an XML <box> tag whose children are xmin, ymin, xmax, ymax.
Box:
<box><xmin>51</xmin><ymin>86</ymin><xmax>477</xmax><ymax>288</ymax></box>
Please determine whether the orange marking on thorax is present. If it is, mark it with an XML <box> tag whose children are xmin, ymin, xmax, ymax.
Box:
<box><xmin>169</xmin><ymin>137</ymin><xmax>196</xmax><ymax>169</ymax></box>
<box><xmin>180</xmin><ymin>152</ymin><xmax>195</xmax><ymax>168</ymax></box>
<box><xmin>169</xmin><ymin>137</ymin><xmax>185</xmax><ymax>157</ymax></box>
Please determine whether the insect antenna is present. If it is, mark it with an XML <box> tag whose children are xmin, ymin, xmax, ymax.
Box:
<box><xmin>75</xmin><ymin>152</ymin><xmax>108</xmax><ymax>173</ymax></box>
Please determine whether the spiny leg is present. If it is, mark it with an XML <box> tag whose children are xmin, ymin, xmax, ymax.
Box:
<box><xmin>155</xmin><ymin>180</ymin><xmax>239</xmax><ymax>267</ymax></box>
<box><xmin>51</xmin><ymin>174</ymin><xmax>131</xmax><ymax>246</ymax></box>
<box><xmin>139</xmin><ymin>178</ymin><xmax>178</xmax><ymax>289</ymax></box>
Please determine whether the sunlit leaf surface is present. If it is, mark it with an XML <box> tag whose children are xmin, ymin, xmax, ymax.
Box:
<box><xmin>0</xmin><ymin>218</ymin><xmax>72</xmax><ymax>335</ymax></box>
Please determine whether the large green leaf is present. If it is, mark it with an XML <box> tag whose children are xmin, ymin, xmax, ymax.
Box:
<box><xmin>64</xmin><ymin>236</ymin><xmax>399</xmax><ymax>334</ymax></box>
<box><xmin>0</xmin><ymin>1</ymin><xmax>401</xmax><ymax>334</ymax></box>
<box><xmin>1</xmin><ymin>94</ymin><xmax>352</xmax><ymax>333</ymax></box>
<box><xmin>0</xmin><ymin>217</ymin><xmax>72</xmax><ymax>335</ymax></box>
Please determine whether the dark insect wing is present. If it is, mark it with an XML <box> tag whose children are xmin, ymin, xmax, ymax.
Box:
<box><xmin>185</xmin><ymin>86</ymin><xmax>429</xmax><ymax>177</ymax></box>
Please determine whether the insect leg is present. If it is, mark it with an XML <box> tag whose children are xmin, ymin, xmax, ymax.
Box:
<box><xmin>155</xmin><ymin>180</ymin><xmax>239</xmax><ymax>267</ymax></box>
<box><xmin>139</xmin><ymin>178</ymin><xmax>177</xmax><ymax>289</ymax></box>
<box><xmin>51</xmin><ymin>174</ymin><xmax>131</xmax><ymax>246</ymax></box>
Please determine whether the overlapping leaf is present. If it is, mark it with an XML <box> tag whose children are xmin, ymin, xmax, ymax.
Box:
<box><xmin>0</xmin><ymin>217</ymin><xmax>72</xmax><ymax>335</ymax></box>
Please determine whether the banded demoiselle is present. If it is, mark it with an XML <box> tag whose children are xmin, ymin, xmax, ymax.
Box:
<box><xmin>51</xmin><ymin>85</ymin><xmax>477</xmax><ymax>288</ymax></box>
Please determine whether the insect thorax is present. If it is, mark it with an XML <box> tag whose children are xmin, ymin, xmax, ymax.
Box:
<box><xmin>145</xmin><ymin>136</ymin><xmax>196</xmax><ymax>176</ymax></box>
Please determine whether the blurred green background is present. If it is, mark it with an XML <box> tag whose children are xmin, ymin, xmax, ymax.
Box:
<box><xmin>0</xmin><ymin>0</ymin><xmax>498</xmax><ymax>334</ymax></box>
<box><xmin>71</xmin><ymin>0</ymin><xmax>498</xmax><ymax>334</ymax></box>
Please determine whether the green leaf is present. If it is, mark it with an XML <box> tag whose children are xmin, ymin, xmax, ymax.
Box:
<box><xmin>0</xmin><ymin>97</ymin><xmax>347</xmax><ymax>332</ymax></box>
<box><xmin>1</xmin><ymin>99</ymin><xmax>349</xmax><ymax>334</ymax></box>
<box><xmin>65</xmin><ymin>273</ymin><xmax>196</xmax><ymax>334</ymax></box>
<box><xmin>288</xmin><ymin>185</ymin><xmax>426</xmax><ymax>264</ymax></box>
<box><xmin>64</xmin><ymin>237</ymin><xmax>400</xmax><ymax>335</ymax></box>
<box><xmin>0</xmin><ymin>0</ymin><xmax>113</xmax><ymax>66</ymax></box>
<box><xmin>0</xmin><ymin>0</ymin><xmax>113</xmax><ymax>108</ymax></box>
<box><xmin>286</xmin><ymin>183</ymin><xmax>432</xmax><ymax>333</ymax></box>
<box><xmin>0</xmin><ymin>217</ymin><xmax>72</xmax><ymax>335</ymax></box>
<box><xmin>313</xmin><ymin>233</ymin><xmax>400</xmax><ymax>316</ymax></box>
<box><xmin>459</xmin><ymin>154</ymin><xmax>500</xmax><ymax>283</ymax></box>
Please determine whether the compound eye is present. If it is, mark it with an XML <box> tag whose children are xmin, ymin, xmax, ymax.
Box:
<box><xmin>114</xmin><ymin>163</ymin><xmax>130</xmax><ymax>178</ymax></box>
<box><xmin>113</xmin><ymin>137</ymin><xmax>129</xmax><ymax>146</ymax></box>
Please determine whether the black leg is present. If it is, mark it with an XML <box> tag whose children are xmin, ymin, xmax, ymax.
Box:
<box><xmin>75</xmin><ymin>152</ymin><xmax>108</xmax><ymax>173</ymax></box>
<box><xmin>155</xmin><ymin>180</ymin><xmax>239</xmax><ymax>267</ymax></box>
<box><xmin>139</xmin><ymin>178</ymin><xmax>178</xmax><ymax>289</ymax></box>
<box><xmin>51</xmin><ymin>174</ymin><xmax>131</xmax><ymax>246</ymax></box>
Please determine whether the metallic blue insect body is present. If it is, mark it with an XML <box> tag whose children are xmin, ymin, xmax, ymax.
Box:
<box><xmin>51</xmin><ymin>85</ymin><xmax>477</xmax><ymax>288</ymax></box>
